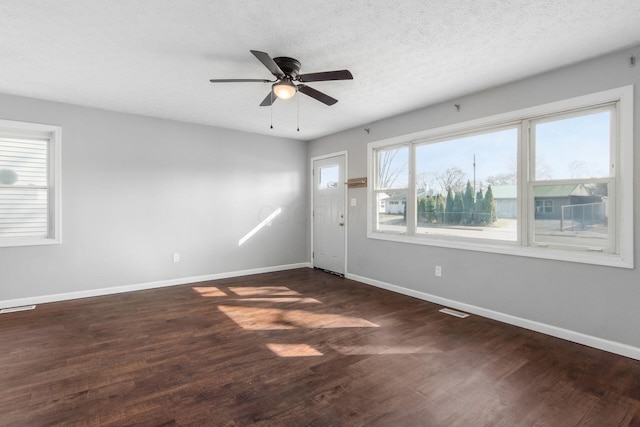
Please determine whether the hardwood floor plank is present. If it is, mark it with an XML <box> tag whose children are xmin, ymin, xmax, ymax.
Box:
<box><xmin>1</xmin><ymin>268</ymin><xmax>640</xmax><ymax>426</ymax></box>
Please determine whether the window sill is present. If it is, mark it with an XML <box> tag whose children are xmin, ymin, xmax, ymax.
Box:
<box><xmin>367</xmin><ymin>231</ymin><xmax>632</xmax><ymax>269</ymax></box>
<box><xmin>0</xmin><ymin>237</ymin><xmax>61</xmax><ymax>248</ymax></box>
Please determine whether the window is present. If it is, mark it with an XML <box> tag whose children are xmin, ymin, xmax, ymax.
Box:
<box><xmin>372</xmin><ymin>145</ymin><xmax>409</xmax><ymax>233</ymax></box>
<box><xmin>414</xmin><ymin>126</ymin><xmax>518</xmax><ymax>242</ymax></box>
<box><xmin>529</xmin><ymin>107</ymin><xmax>614</xmax><ymax>253</ymax></box>
<box><xmin>0</xmin><ymin>119</ymin><xmax>61</xmax><ymax>247</ymax></box>
<box><xmin>368</xmin><ymin>86</ymin><xmax>633</xmax><ymax>268</ymax></box>
<box><xmin>318</xmin><ymin>165</ymin><xmax>339</xmax><ymax>189</ymax></box>
<box><xmin>535</xmin><ymin>200</ymin><xmax>553</xmax><ymax>214</ymax></box>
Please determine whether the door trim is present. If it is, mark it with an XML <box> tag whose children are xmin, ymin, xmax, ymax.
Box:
<box><xmin>310</xmin><ymin>151</ymin><xmax>348</xmax><ymax>275</ymax></box>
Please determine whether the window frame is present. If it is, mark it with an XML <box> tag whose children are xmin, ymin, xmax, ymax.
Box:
<box><xmin>367</xmin><ymin>86</ymin><xmax>633</xmax><ymax>268</ymax></box>
<box><xmin>0</xmin><ymin>118</ymin><xmax>62</xmax><ymax>247</ymax></box>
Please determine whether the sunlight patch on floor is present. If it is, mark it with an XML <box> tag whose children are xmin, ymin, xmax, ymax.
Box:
<box><xmin>218</xmin><ymin>305</ymin><xmax>380</xmax><ymax>330</ymax></box>
<box><xmin>192</xmin><ymin>287</ymin><xmax>228</xmax><ymax>297</ymax></box>
<box><xmin>330</xmin><ymin>344</ymin><xmax>437</xmax><ymax>355</ymax></box>
<box><xmin>266</xmin><ymin>343</ymin><xmax>323</xmax><ymax>357</ymax></box>
<box><xmin>192</xmin><ymin>286</ymin><xmax>306</xmax><ymax>299</ymax></box>
<box><xmin>231</xmin><ymin>297</ymin><xmax>322</xmax><ymax>304</ymax></box>
<box><xmin>228</xmin><ymin>286</ymin><xmax>301</xmax><ymax>297</ymax></box>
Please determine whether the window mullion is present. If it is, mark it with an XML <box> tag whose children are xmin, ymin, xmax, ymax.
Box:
<box><xmin>407</xmin><ymin>143</ymin><xmax>416</xmax><ymax>236</ymax></box>
<box><xmin>519</xmin><ymin>120</ymin><xmax>531</xmax><ymax>247</ymax></box>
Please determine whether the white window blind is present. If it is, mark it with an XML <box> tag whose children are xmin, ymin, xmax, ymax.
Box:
<box><xmin>0</xmin><ymin>137</ymin><xmax>50</xmax><ymax>239</ymax></box>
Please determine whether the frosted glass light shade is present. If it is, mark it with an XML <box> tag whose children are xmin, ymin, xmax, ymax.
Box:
<box><xmin>273</xmin><ymin>79</ymin><xmax>297</xmax><ymax>100</ymax></box>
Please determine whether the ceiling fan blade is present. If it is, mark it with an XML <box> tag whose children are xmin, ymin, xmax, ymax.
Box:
<box><xmin>209</xmin><ymin>79</ymin><xmax>272</xmax><ymax>83</ymax></box>
<box><xmin>298</xmin><ymin>85</ymin><xmax>338</xmax><ymax>106</ymax></box>
<box><xmin>259</xmin><ymin>91</ymin><xmax>276</xmax><ymax>107</ymax></box>
<box><xmin>250</xmin><ymin>50</ymin><xmax>285</xmax><ymax>78</ymax></box>
<box><xmin>298</xmin><ymin>70</ymin><xmax>353</xmax><ymax>82</ymax></box>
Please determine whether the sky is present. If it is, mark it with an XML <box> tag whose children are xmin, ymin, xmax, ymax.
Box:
<box><xmin>379</xmin><ymin>109</ymin><xmax>611</xmax><ymax>193</ymax></box>
<box><xmin>318</xmin><ymin>164</ymin><xmax>339</xmax><ymax>188</ymax></box>
<box><xmin>535</xmin><ymin>110</ymin><xmax>610</xmax><ymax>180</ymax></box>
<box><xmin>415</xmin><ymin>127</ymin><xmax>517</xmax><ymax>192</ymax></box>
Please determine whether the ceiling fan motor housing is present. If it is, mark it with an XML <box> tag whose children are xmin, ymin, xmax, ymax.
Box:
<box><xmin>273</xmin><ymin>57</ymin><xmax>301</xmax><ymax>79</ymax></box>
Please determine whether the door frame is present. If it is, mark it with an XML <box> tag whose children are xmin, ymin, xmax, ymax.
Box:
<box><xmin>310</xmin><ymin>151</ymin><xmax>348</xmax><ymax>275</ymax></box>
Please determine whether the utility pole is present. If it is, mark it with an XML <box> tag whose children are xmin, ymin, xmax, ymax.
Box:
<box><xmin>473</xmin><ymin>153</ymin><xmax>476</xmax><ymax>202</ymax></box>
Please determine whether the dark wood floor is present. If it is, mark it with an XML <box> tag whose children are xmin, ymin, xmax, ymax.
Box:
<box><xmin>1</xmin><ymin>268</ymin><xmax>640</xmax><ymax>426</ymax></box>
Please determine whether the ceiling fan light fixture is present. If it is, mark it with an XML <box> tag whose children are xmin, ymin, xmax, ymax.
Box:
<box><xmin>210</xmin><ymin>50</ymin><xmax>351</xmax><ymax>108</ymax></box>
<box><xmin>273</xmin><ymin>78</ymin><xmax>297</xmax><ymax>100</ymax></box>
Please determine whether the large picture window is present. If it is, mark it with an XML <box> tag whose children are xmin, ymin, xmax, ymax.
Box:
<box><xmin>0</xmin><ymin>119</ymin><xmax>61</xmax><ymax>247</ymax></box>
<box><xmin>368</xmin><ymin>86</ymin><xmax>633</xmax><ymax>268</ymax></box>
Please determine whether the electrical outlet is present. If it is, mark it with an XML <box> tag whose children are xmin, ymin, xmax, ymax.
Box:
<box><xmin>435</xmin><ymin>265</ymin><xmax>442</xmax><ymax>277</ymax></box>
<box><xmin>173</xmin><ymin>253</ymin><xmax>180</xmax><ymax>263</ymax></box>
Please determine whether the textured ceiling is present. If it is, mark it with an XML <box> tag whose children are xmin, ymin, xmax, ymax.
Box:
<box><xmin>0</xmin><ymin>1</ymin><xmax>639</xmax><ymax>140</ymax></box>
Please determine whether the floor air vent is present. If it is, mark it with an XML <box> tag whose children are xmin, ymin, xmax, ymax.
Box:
<box><xmin>439</xmin><ymin>308</ymin><xmax>469</xmax><ymax>318</ymax></box>
<box><xmin>0</xmin><ymin>305</ymin><xmax>36</xmax><ymax>314</ymax></box>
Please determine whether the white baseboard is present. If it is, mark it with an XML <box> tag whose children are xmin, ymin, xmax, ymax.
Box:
<box><xmin>0</xmin><ymin>262</ymin><xmax>312</xmax><ymax>309</ymax></box>
<box><xmin>346</xmin><ymin>272</ymin><xmax>640</xmax><ymax>361</ymax></box>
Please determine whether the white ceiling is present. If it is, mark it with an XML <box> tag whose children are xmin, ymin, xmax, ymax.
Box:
<box><xmin>1</xmin><ymin>1</ymin><xmax>639</xmax><ymax>141</ymax></box>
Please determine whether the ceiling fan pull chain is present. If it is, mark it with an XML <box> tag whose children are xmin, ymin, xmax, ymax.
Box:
<box><xmin>297</xmin><ymin>94</ymin><xmax>300</xmax><ymax>132</ymax></box>
<box><xmin>270</xmin><ymin>91</ymin><xmax>274</xmax><ymax>129</ymax></box>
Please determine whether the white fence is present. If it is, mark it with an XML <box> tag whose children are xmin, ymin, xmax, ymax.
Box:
<box><xmin>560</xmin><ymin>202</ymin><xmax>606</xmax><ymax>231</ymax></box>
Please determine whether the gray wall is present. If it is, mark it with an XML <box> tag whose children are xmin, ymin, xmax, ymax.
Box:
<box><xmin>0</xmin><ymin>94</ymin><xmax>308</xmax><ymax>301</ymax></box>
<box><xmin>309</xmin><ymin>45</ymin><xmax>640</xmax><ymax>349</ymax></box>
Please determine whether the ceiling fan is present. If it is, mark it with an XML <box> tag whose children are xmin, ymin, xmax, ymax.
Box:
<box><xmin>209</xmin><ymin>50</ymin><xmax>353</xmax><ymax>106</ymax></box>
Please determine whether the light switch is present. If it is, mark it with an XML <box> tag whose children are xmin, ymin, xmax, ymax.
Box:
<box><xmin>351</xmin><ymin>198</ymin><xmax>357</xmax><ymax>207</ymax></box>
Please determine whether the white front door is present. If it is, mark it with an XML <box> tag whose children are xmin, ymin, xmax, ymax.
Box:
<box><xmin>312</xmin><ymin>154</ymin><xmax>346</xmax><ymax>275</ymax></box>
